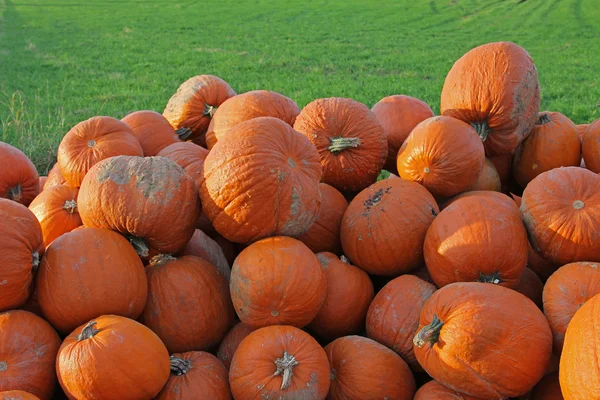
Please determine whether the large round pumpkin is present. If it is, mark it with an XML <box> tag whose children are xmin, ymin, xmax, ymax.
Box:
<box><xmin>56</xmin><ymin>315</ymin><xmax>170</xmax><ymax>400</ymax></box>
<box><xmin>216</xmin><ymin>322</ymin><xmax>255</xmax><ymax>370</ymax></box>
<box><xmin>293</xmin><ymin>97</ymin><xmax>387</xmax><ymax>192</ymax></box>
<box><xmin>229</xmin><ymin>325</ymin><xmax>330</xmax><ymax>400</ymax></box>
<box><xmin>57</xmin><ymin>116</ymin><xmax>144</xmax><ymax>187</ymax></box>
<box><xmin>78</xmin><ymin>155</ymin><xmax>200</xmax><ymax>256</ymax></box>
<box><xmin>0</xmin><ymin>391</ymin><xmax>41</xmax><ymax>400</ymax></box>
<box><xmin>424</xmin><ymin>195</ymin><xmax>528</xmax><ymax>288</ymax></box>
<box><xmin>512</xmin><ymin>112</ymin><xmax>581</xmax><ymax>187</ymax></box>
<box><xmin>582</xmin><ymin>118</ymin><xmax>600</xmax><ymax>173</ymax></box>
<box><xmin>0</xmin><ymin>199</ymin><xmax>44</xmax><ymax>311</ymax></box>
<box><xmin>0</xmin><ymin>310</ymin><xmax>60</xmax><ymax>400</ymax></box>
<box><xmin>340</xmin><ymin>178</ymin><xmax>439</xmax><ymax>276</ymax></box>
<box><xmin>513</xmin><ymin>267</ymin><xmax>543</xmax><ymax>308</ymax></box>
<box><xmin>397</xmin><ymin>116</ymin><xmax>485</xmax><ymax>198</ymax></box>
<box><xmin>181</xmin><ymin>229</ymin><xmax>230</xmax><ymax>281</ymax></box>
<box><xmin>28</xmin><ymin>185</ymin><xmax>82</xmax><ymax>246</ymax></box>
<box><xmin>0</xmin><ymin>142</ymin><xmax>39</xmax><ymax>206</ymax></box>
<box><xmin>156</xmin><ymin>141</ymin><xmax>209</xmax><ymax>191</ymax></box>
<box><xmin>44</xmin><ymin>162</ymin><xmax>66</xmax><ymax>188</ymax></box>
<box><xmin>230</xmin><ymin>236</ymin><xmax>326</xmax><ymax>328</ymax></box>
<box><xmin>521</xmin><ymin>167</ymin><xmax>600</xmax><ymax>264</ymax></box>
<box><xmin>468</xmin><ymin>158</ymin><xmax>501</xmax><ymax>192</ymax></box>
<box><xmin>530</xmin><ymin>373</ymin><xmax>563</xmax><ymax>400</ymax></box>
<box><xmin>141</xmin><ymin>254</ymin><xmax>234</xmax><ymax>353</ymax></box>
<box><xmin>414</xmin><ymin>381</ymin><xmax>484</xmax><ymax>400</ymax></box>
<box><xmin>440</xmin><ymin>41</ymin><xmax>540</xmax><ymax>156</ymax></box>
<box><xmin>201</xmin><ymin>117</ymin><xmax>322</xmax><ymax>244</ymax></box>
<box><xmin>121</xmin><ymin>110</ymin><xmax>180</xmax><ymax>156</ymax></box>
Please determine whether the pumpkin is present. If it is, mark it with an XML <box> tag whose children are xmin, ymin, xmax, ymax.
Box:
<box><xmin>57</xmin><ymin>116</ymin><xmax>144</xmax><ymax>187</ymax></box>
<box><xmin>57</xmin><ymin>315</ymin><xmax>170</xmax><ymax>400</ymax></box>
<box><xmin>297</xmin><ymin>183</ymin><xmax>348</xmax><ymax>254</ymax></box>
<box><xmin>521</xmin><ymin>167</ymin><xmax>600</xmax><ymax>264</ymax></box>
<box><xmin>229</xmin><ymin>325</ymin><xmax>330</xmax><ymax>400</ymax></box>
<box><xmin>36</xmin><ymin>228</ymin><xmax>147</xmax><ymax>334</ymax></box>
<box><xmin>413</xmin><ymin>282</ymin><xmax>552</xmax><ymax>399</ymax></box>
<box><xmin>577</xmin><ymin>123</ymin><xmax>589</xmax><ymax>141</ymax></box>
<box><xmin>182</xmin><ymin>229</ymin><xmax>230</xmax><ymax>281</ymax></box>
<box><xmin>468</xmin><ymin>158</ymin><xmax>501</xmax><ymax>192</ymax></box>
<box><xmin>38</xmin><ymin>177</ymin><xmax>47</xmax><ymax>191</ymax></box>
<box><xmin>440</xmin><ymin>41</ymin><xmax>540</xmax><ymax>156</ymax></box>
<box><xmin>201</xmin><ymin>117</ymin><xmax>322</xmax><ymax>244</ymax></box>
<box><xmin>527</xmin><ymin>244</ymin><xmax>560</xmax><ymax>282</ymax></box>
<box><xmin>397</xmin><ymin>116</ymin><xmax>485</xmax><ymax>197</ymax></box>
<box><xmin>512</xmin><ymin>112</ymin><xmax>581</xmax><ymax>187</ymax></box>
<box><xmin>211</xmin><ymin>232</ymin><xmax>238</xmax><ymax>266</ymax></box>
<box><xmin>530</xmin><ymin>373</ymin><xmax>563</xmax><ymax>400</ymax></box>
<box><xmin>230</xmin><ymin>236</ymin><xmax>326</xmax><ymax>328</ymax></box>
<box><xmin>28</xmin><ymin>185</ymin><xmax>82</xmax><ymax>246</ymax></box>
<box><xmin>424</xmin><ymin>195</ymin><xmax>528</xmax><ymax>288</ymax></box>
<box><xmin>121</xmin><ymin>110</ymin><xmax>180</xmax><ymax>156</ymax></box>
<box><xmin>441</xmin><ymin>190</ymin><xmax>518</xmax><ymax>212</ymax></box>
<box><xmin>514</xmin><ymin>267</ymin><xmax>543</xmax><ymax>308</ymax></box>
<box><xmin>489</xmin><ymin>153</ymin><xmax>513</xmax><ymax>184</ymax></box>
<box><xmin>543</xmin><ymin>262</ymin><xmax>600</xmax><ymax>354</ymax></box>
<box><xmin>156</xmin><ymin>352</ymin><xmax>232</xmax><ymax>400</ymax></box>
<box><xmin>78</xmin><ymin>156</ymin><xmax>200</xmax><ymax>256</ymax></box>
<box><xmin>156</xmin><ymin>141</ymin><xmax>209</xmax><ymax>191</ymax></box>
<box><xmin>340</xmin><ymin>178</ymin><xmax>439</xmax><ymax>276</ymax></box>
<box><xmin>206</xmin><ymin>90</ymin><xmax>299</xmax><ymax>149</ymax></box>
<box><xmin>293</xmin><ymin>97</ymin><xmax>387</xmax><ymax>192</ymax></box>
<box><xmin>44</xmin><ymin>163</ymin><xmax>66</xmax><ymax>188</ymax></box>
<box><xmin>163</xmin><ymin>75</ymin><xmax>236</xmax><ymax>146</ymax></box>
<box><xmin>371</xmin><ymin>95</ymin><xmax>435</xmax><ymax>173</ymax></box>
<box><xmin>0</xmin><ymin>199</ymin><xmax>44</xmax><ymax>311</ymax></box>
<box><xmin>0</xmin><ymin>310</ymin><xmax>61</xmax><ymax>400</ymax></box>
<box><xmin>327</xmin><ymin>335</ymin><xmax>416</xmax><ymax>399</ymax></box>
<box><xmin>216</xmin><ymin>322</ymin><xmax>255</xmax><ymax>370</ymax></box>
<box><xmin>20</xmin><ymin>288</ymin><xmax>43</xmax><ymax>318</ymax></box>
<box><xmin>308</xmin><ymin>253</ymin><xmax>374</xmax><ymax>341</ymax></box>
<box><xmin>0</xmin><ymin>391</ymin><xmax>41</xmax><ymax>400</ymax></box>
<box><xmin>0</xmin><ymin>142</ymin><xmax>39</xmax><ymax>205</ymax></box>
<box><xmin>414</xmin><ymin>381</ymin><xmax>484</xmax><ymax>400</ymax></box>
<box><xmin>582</xmin><ymin>118</ymin><xmax>600</xmax><ymax>173</ymax></box>
<box><xmin>366</xmin><ymin>274</ymin><xmax>436</xmax><ymax>369</ymax></box>
<box><xmin>413</xmin><ymin>265</ymin><xmax>436</xmax><ymax>285</ymax></box>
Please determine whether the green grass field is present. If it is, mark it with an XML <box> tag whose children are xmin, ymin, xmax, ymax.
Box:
<box><xmin>1</xmin><ymin>0</ymin><xmax>599</xmax><ymax>172</ymax></box>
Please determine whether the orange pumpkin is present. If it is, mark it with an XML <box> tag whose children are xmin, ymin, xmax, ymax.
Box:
<box><xmin>413</xmin><ymin>282</ymin><xmax>552</xmax><ymax>398</ymax></box>
<box><xmin>414</xmin><ymin>381</ymin><xmax>484</xmax><ymax>400</ymax></box>
<box><xmin>468</xmin><ymin>158</ymin><xmax>501</xmax><ymax>192</ymax></box>
<box><xmin>44</xmin><ymin>163</ymin><xmax>66</xmax><ymax>188</ymax></box>
<box><xmin>216</xmin><ymin>322</ymin><xmax>255</xmax><ymax>370</ymax></box>
<box><xmin>489</xmin><ymin>153</ymin><xmax>513</xmax><ymax>184</ymax></box>
<box><xmin>156</xmin><ymin>141</ymin><xmax>209</xmax><ymax>191</ymax></box>
<box><xmin>371</xmin><ymin>95</ymin><xmax>435</xmax><ymax>173</ymax></box>
<box><xmin>441</xmin><ymin>190</ymin><xmax>519</xmax><ymax>212</ymax></box>
<box><xmin>28</xmin><ymin>185</ymin><xmax>82</xmax><ymax>246</ymax></box>
<box><xmin>513</xmin><ymin>112</ymin><xmax>581</xmax><ymax>187</ymax></box>
<box><xmin>513</xmin><ymin>267</ymin><xmax>543</xmax><ymax>308</ymax></box>
<box><xmin>582</xmin><ymin>118</ymin><xmax>600</xmax><ymax>172</ymax></box>
<box><xmin>397</xmin><ymin>116</ymin><xmax>484</xmax><ymax>198</ymax></box>
<box><xmin>230</xmin><ymin>237</ymin><xmax>326</xmax><ymax>328</ymax></box>
<box><xmin>0</xmin><ymin>142</ymin><xmax>39</xmax><ymax>206</ymax></box>
<box><xmin>181</xmin><ymin>229</ymin><xmax>230</xmax><ymax>281</ymax></box>
<box><xmin>577</xmin><ymin>123</ymin><xmax>589</xmax><ymax>141</ymax></box>
<box><xmin>121</xmin><ymin>110</ymin><xmax>180</xmax><ymax>156</ymax></box>
<box><xmin>530</xmin><ymin>373</ymin><xmax>563</xmax><ymax>400</ymax></box>
<box><xmin>38</xmin><ymin>176</ymin><xmax>47</xmax><ymax>191</ymax></box>
<box><xmin>521</xmin><ymin>167</ymin><xmax>600</xmax><ymax>264</ymax></box>
<box><xmin>366</xmin><ymin>274</ymin><xmax>436</xmax><ymax>369</ymax></box>
<box><xmin>293</xmin><ymin>97</ymin><xmax>387</xmax><ymax>192</ymax></box>
<box><xmin>229</xmin><ymin>325</ymin><xmax>330</xmax><ymax>400</ymax></box>
<box><xmin>527</xmin><ymin>243</ymin><xmax>560</xmax><ymax>282</ymax></box>
<box><xmin>441</xmin><ymin>41</ymin><xmax>540</xmax><ymax>156</ymax></box>
<box><xmin>201</xmin><ymin>117</ymin><xmax>322</xmax><ymax>244</ymax></box>
<box><xmin>0</xmin><ymin>391</ymin><xmax>41</xmax><ymax>400</ymax></box>
<box><xmin>57</xmin><ymin>116</ymin><xmax>144</xmax><ymax>187</ymax></box>
<box><xmin>340</xmin><ymin>179</ymin><xmax>439</xmax><ymax>276</ymax></box>
<box><xmin>206</xmin><ymin>90</ymin><xmax>299</xmax><ymax>149</ymax></box>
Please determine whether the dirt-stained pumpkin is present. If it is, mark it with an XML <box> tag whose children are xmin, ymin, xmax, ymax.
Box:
<box><xmin>121</xmin><ymin>110</ymin><xmax>180</xmax><ymax>156</ymax></box>
<box><xmin>157</xmin><ymin>141</ymin><xmax>209</xmax><ymax>191</ymax></box>
<box><xmin>0</xmin><ymin>142</ymin><xmax>39</xmax><ymax>206</ymax></box>
<box><xmin>582</xmin><ymin>118</ymin><xmax>600</xmax><ymax>173</ymax></box>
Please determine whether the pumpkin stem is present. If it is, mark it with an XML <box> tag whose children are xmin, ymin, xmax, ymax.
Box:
<box><xmin>471</xmin><ymin>121</ymin><xmax>491</xmax><ymax>142</ymax></box>
<box><xmin>170</xmin><ymin>355</ymin><xmax>192</xmax><ymax>376</ymax></box>
<box><xmin>477</xmin><ymin>271</ymin><xmax>503</xmax><ymax>284</ymax></box>
<box><xmin>32</xmin><ymin>251</ymin><xmax>40</xmax><ymax>272</ymax></box>
<box><xmin>536</xmin><ymin>113</ymin><xmax>552</xmax><ymax>125</ymax></box>
<box><xmin>77</xmin><ymin>321</ymin><xmax>100</xmax><ymax>341</ymax></box>
<box><xmin>128</xmin><ymin>236</ymin><xmax>150</xmax><ymax>258</ymax></box>
<box><xmin>62</xmin><ymin>199</ymin><xmax>78</xmax><ymax>214</ymax></box>
<box><xmin>328</xmin><ymin>137</ymin><xmax>362</xmax><ymax>154</ymax></box>
<box><xmin>176</xmin><ymin>127</ymin><xmax>193</xmax><ymax>140</ymax></box>
<box><xmin>340</xmin><ymin>255</ymin><xmax>349</xmax><ymax>264</ymax></box>
<box><xmin>0</xmin><ymin>361</ymin><xmax>7</xmax><ymax>372</ymax></box>
<box><xmin>573</xmin><ymin>200</ymin><xmax>585</xmax><ymax>210</ymax></box>
<box><xmin>273</xmin><ymin>351</ymin><xmax>299</xmax><ymax>390</ymax></box>
<box><xmin>149</xmin><ymin>253</ymin><xmax>177</xmax><ymax>267</ymax></box>
<box><xmin>7</xmin><ymin>184</ymin><xmax>22</xmax><ymax>202</ymax></box>
<box><xmin>413</xmin><ymin>314</ymin><xmax>444</xmax><ymax>348</ymax></box>
<box><xmin>203</xmin><ymin>104</ymin><xmax>217</xmax><ymax>118</ymax></box>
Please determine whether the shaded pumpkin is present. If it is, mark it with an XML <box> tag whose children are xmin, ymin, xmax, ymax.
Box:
<box><xmin>20</xmin><ymin>288</ymin><xmax>43</xmax><ymax>318</ymax></box>
<box><xmin>527</xmin><ymin>243</ymin><xmax>561</xmax><ymax>282</ymax></box>
<box><xmin>414</xmin><ymin>381</ymin><xmax>485</xmax><ymax>400</ymax></box>
<box><xmin>121</xmin><ymin>110</ymin><xmax>180</xmax><ymax>156</ymax></box>
<box><xmin>468</xmin><ymin>158</ymin><xmax>501</xmax><ymax>192</ymax></box>
<box><xmin>0</xmin><ymin>142</ymin><xmax>39</xmax><ymax>205</ymax></box>
<box><xmin>38</xmin><ymin>177</ymin><xmax>47</xmax><ymax>191</ymax></box>
<box><xmin>530</xmin><ymin>372</ymin><xmax>563</xmax><ymax>400</ymax></box>
<box><xmin>577</xmin><ymin>123</ymin><xmax>589</xmax><ymax>141</ymax></box>
<box><xmin>441</xmin><ymin>190</ymin><xmax>518</xmax><ymax>213</ymax></box>
<box><xmin>216</xmin><ymin>322</ymin><xmax>255</xmax><ymax>370</ymax></box>
<box><xmin>513</xmin><ymin>267</ymin><xmax>543</xmax><ymax>308</ymax></box>
<box><xmin>210</xmin><ymin>232</ymin><xmax>238</xmax><ymax>266</ymax></box>
<box><xmin>340</xmin><ymin>178</ymin><xmax>439</xmax><ymax>276</ymax></box>
<box><xmin>0</xmin><ymin>391</ymin><xmax>41</xmax><ymax>400</ymax></box>
<box><xmin>44</xmin><ymin>163</ymin><xmax>66</xmax><ymax>188</ymax></box>
<box><xmin>489</xmin><ymin>153</ymin><xmax>513</xmax><ymax>184</ymax></box>
<box><xmin>157</xmin><ymin>141</ymin><xmax>209</xmax><ymax>191</ymax></box>
<box><xmin>582</xmin><ymin>118</ymin><xmax>600</xmax><ymax>173</ymax></box>
<box><xmin>440</xmin><ymin>41</ymin><xmax>540</xmax><ymax>156</ymax></box>
<box><xmin>293</xmin><ymin>97</ymin><xmax>387</xmax><ymax>192</ymax></box>
<box><xmin>181</xmin><ymin>229</ymin><xmax>230</xmax><ymax>281</ymax></box>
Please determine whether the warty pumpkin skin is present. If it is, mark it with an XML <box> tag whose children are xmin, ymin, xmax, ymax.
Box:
<box><xmin>468</xmin><ymin>157</ymin><xmax>501</xmax><ymax>192</ymax></box>
<box><xmin>36</xmin><ymin>228</ymin><xmax>148</xmax><ymax>334</ymax></box>
<box><xmin>513</xmin><ymin>267</ymin><xmax>543</xmax><ymax>308</ymax></box>
<box><xmin>424</xmin><ymin>195</ymin><xmax>528</xmax><ymax>289</ymax></box>
<box><xmin>0</xmin><ymin>199</ymin><xmax>44</xmax><ymax>312</ymax></box>
<box><xmin>57</xmin><ymin>116</ymin><xmax>144</xmax><ymax>187</ymax></box>
<box><xmin>340</xmin><ymin>178</ymin><xmax>439</xmax><ymax>276</ymax></box>
<box><xmin>582</xmin><ymin>118</ymin><xmax>600</xmax><ymax>173</ymax></box>
<box><xmin>0</xmin><ymin>142</ymin><xmax>40</xmax><ymax>206</ymax></box>
<box><xmin>521</xmin><ymin>167</ymin><xmax>600</xmax><ymax>264</ymax></box>
<box><xmin>163</xmin><ymin>75</ymin><xmax>236</xmax><ymax>147</ymax></box>
<box><xmin>0</xmin><ymin>391</ymin><xmax>41</xmax><ymax>400</ymax></box>
<box><xmin>201</xmin><ymin>117</ymin><xmax>322</xmax><ymax>244</ymax></box>
<box><xmin>366</xmin><ymin>274</ymin><xmax>436</xmax><ymax>369</ymax></box>
<box><xmin>44</xmin><ymin>162</ymin><xmax>66</xmax><ymax>188</ymax></box>
<box><xmin>121</xmin><ymin>110</ymin><xmax>180</xmax><ymax>156</ymax></box>
<box><xmin>56</xmin><ymin>315</ymin><xmax>170</xmax><ymax>400</ymax></box>
<box><xmin>440</xmin><ymin>41</ymin><xmax>540</xmax><ymax>156</ymax></box>
<box><xmin>216</xmin><ymin>322</ymin><xmax>255</xmax><ymax>370</ymax></box>
<box><xmin>371</xmin><ymin>95</ymin><xmax>435</xmax><ymax>173</ymax></box>
<box><xmin>78</xmin><ymin>156</ymin><xmax>200</xmax><ymax>256</ymax></box>
<box><xmin>230</xmin><ymin>236</ymin><xmax>326</xmax><ymax>329</ymax></box>
<box><xmin>397</xmin><ymin>115</ymin><xmax>485</xmax><ymax>198</ymax></box>
<box><xmin>414</xmin><ymin>380</ymin><xmax>485</xmax><ymax>400</ymax></box>
<box><xmin>206</xmin><ymin>90</ymin><xmax>299</xmax><ymax>149</ymax></box>
<box><xmin>530</xmin><ymin>372</ymin><xmax>563</xmax><ymax>400</ymax></box>
<box><xmin>229</xmin><ymin>325</ymin><xmax>330</xmax><ymax>400</ymax></box>
<box><xmin>293</xmin><ymin>97</ymin><xmax>387</xmax><ymax>192</ymax></box>
<box><xmin>413</xmin><ymin>282</ymin><xmax>552</xmax><ymax>399</ymax></box>
<box><xmin>512</xmin><ymin>112</ymin><xmax>581</xmax><ymax>187</ymax></box>
<box><xmin>0</xmin><ymin>310</ymin><xmax>61</xmax><ymax>400</ymax></box>
<box><xmin>156</xmin><ymin>141</ymin><xmax>209</xmax><ymax>191</ymax></box>
<box><xmin>181</xmin><ymin>229</ymin><xmax>230</xmax><ymax>281</ymax></box>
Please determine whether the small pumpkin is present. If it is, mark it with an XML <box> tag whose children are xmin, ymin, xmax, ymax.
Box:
<box><xmin>0</xmin><ymin>142</ymin><xmax>39</xmax><ymax>205</ymax></box>
<box><xmin>0</xmin><ymin>391</ymin><xmax>41</xmax><ymax>400</ymax></box>
<box><xmin>414</xmin><ymin>380</ymin><xmax>484</xmax><ymax>400</ymax></box>
<box><xmin>44</xmin><ymin>163</ymin><xmax>66</xmax><ymax>188</ymax></box>
<box><xmin>530</xmin><ymin>373</ymin><xmax>563</xmax><ymax>400</ymax></box>
<box><xmin>468</xmin><ymin>158</ymin><xmax>501</xmax><ymax>192</ymax></box>
<box><xmin>28</xmin><ymin>185</ymin><xmax>82</xmax><ymax>246</ymax></box>
<box><xmin>229</xmin><ymin>325</ymin><xmax>330</xmax><ymax>400</ymax></box>
<box><xmin>293</xmin><ymin>97</ymin><xmax>387</xmax><ymax>192</ymax></box>
<box><xmin>577</xmin><ymin>123</ymin><xmax>589</xmax><ymax>141</ymax></box>
<box><xmin>216</xmin><ymin>322</ymin><xmax>255</xmax><ymax>370</ymax></box>
<box><xmin>582</xmin><ymin>118</ymin><xmax>600</xmax><ymax>173</ymax></box>
<box><xmin>121</xmin><ymin>110</ymin><xmax>180</xmax><ymax>156</ymax></box>
<box><xmin>156</xmin><ymin>141</ymin><xmax>209</xmax><ymax>191</ymax></box>
<box><xmin>488</xmin><ymin>153</ymin><xmax>513</xmax><ymax>184</ymax></box>
<box><xmin>181</xmin><ymin>229</ymin><xmax>230</xmax><ymax>281</ymax></box>
<box><xmin>513</xmin><ymin>267</ymin><xmax>543</xmax><ymax>308</ymax></box>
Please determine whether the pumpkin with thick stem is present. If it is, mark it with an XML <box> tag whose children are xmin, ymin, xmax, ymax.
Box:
<box><xmin>57</xmin><ymin>315</ymin><xmax>170</xmax><ymax>400</ymax></box>
<box><xmin>0</xmin><ymin>391</ymin><xmax>41</xmax><ymax>400</ymax></box>
<box><xmin>0</xmin><ymin>142</ymin><xmax>39</xmax><ymax>206</ymax></box>
<box><xmin>513</xmin><ymin>267</ymin><xmax>543</xmax><ymax>308</ymax></box>
<box><xmin>121</xmin><ymin>110</ymin><xmax>180</xmax><ymax>156</ymax></box>
<box><xmin>293</xmin><ymin>97</ymin><xmax>387</xmax><ymax>192</ymax></box>
<box><xmin>216</xmin><ymin>322</ymin><xmax>255</xmax><ymax>370</ymax></box>
<box><xmin>441</xmin><ymin>41</ymin><xmax>540</xmax><ymax>156</ymax></box>
<box><xmin>181</xmin><ymin>229</ymin><xmax>230</xmax><ymax>281</ymax></box>
<box><xmin>157</xmin><ymin>141</ymin><xmax>209</xmax><ymax>191</ymax></box>
<box><xmin>413</xmin><ymin>282</ymin><xmax>552</xmax><ymax>399</ymax></box>
<box><xmin>468</xmin><ymin>158</ymin><xmax>501</xmax><ymax>192</ymax></box>
<box><xmin>414</xmin><ymin>381</ymin><xmax>484</xmax><ymax>400</ymax></box>
<box><xmin>582</xmin><ymin>118</ymin><xmax>600</xmax><ymax>173</ymax></box>
<box><xmin>0</xmin><ymin>199</ymin><xmax>44</xmax><ymax>312</ymax></box>
<box><xmin>229</xmin><ymin>325</ymin><xmax>330</xmax><ymax>400</ymax></box>
<box><xmin>28</xmin><ymin>185</ymin><xmax>82</xmax><ymax>246</ymax></box>
<box><xmin>44</xmin><ymin>163</ymin><xmax>66</xmax><ymax>188</ymax></box>
<box><xmin>0</xmin><ymin>310</ymin><xmax>61</xmax><ymax>400</ymax></box>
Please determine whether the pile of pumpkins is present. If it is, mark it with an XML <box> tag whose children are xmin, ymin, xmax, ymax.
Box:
<box><xmin>1</xmin><ymin>40</ymin><xmax>599</xmax><ymax>400</ymax></box>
